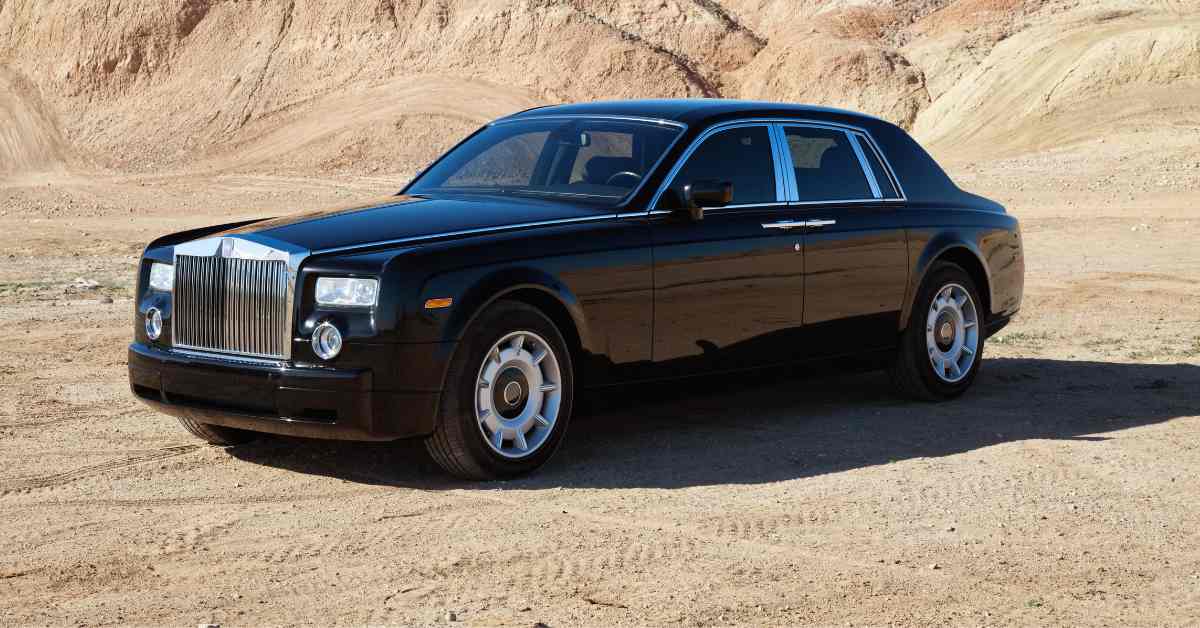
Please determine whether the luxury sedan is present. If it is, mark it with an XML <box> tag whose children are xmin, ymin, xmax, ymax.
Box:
<box><xmin>128</xmin><ymin>99</ymin><xmax>1024</xmax><ymax>479</ymax></box>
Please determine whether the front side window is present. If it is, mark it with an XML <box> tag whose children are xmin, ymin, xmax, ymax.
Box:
<box><xmin>784</xmin><ymin>126</ymin><xmax>874</xmax><ymax>202</ymax></box>
<box><xmin>408</xmin><ymin>118</ymin><xmax>682</xmax><ymax>207</ymax></box>
<box><xmin>657</xmin><ymin>125</ymin><xmax>777</xmax><ymax>209</ymax></box>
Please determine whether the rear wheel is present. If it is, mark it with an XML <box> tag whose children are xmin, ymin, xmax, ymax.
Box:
<box><xmin>425</xmin><ymin>300</ymin><xmax>574</xmax><ymax>480</ymax></box>
<box><xmin>889</xmin><ymin>262</ymin><xmax>985</xmax><ymax>400</ymax></box>
<box><xmin>176</xmin><ymin>417</ymin><xmax>257</xmax><ymax>446</ymax></box>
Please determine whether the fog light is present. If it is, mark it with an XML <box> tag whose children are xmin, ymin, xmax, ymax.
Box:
<box><xmin>311</xmin><ymin>322</ymin><xmax>342</xmax><ymax>360</ymax></box>
<box><xmin>145</xmin><ymin>307</ymin><xmax>163</xmax><ymax>341</ymax></box>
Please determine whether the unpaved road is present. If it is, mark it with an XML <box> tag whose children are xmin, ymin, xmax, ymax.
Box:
<box><xmin>1</xmin><ymin>168</ymin><xmax>1199</xmax><ymax>626</ymax></box>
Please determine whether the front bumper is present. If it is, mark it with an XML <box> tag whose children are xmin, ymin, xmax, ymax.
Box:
<box><xmin>128</xmin><ymin>343</ymin><xmax>439</xmax><ymax>441</ymax></box>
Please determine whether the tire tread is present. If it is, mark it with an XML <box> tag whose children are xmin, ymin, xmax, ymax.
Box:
<box><xmin>176</xmin><ymin>417</ymin><xmax>255</xmax><ymax>446</ymax></box>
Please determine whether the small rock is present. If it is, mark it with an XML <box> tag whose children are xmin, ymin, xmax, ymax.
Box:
<box><xmin>930</xmin><ymin>563</ymin><xmax>941</xmax><ymax>570</ymax></box>
<box><xmin>445</xmin><ymin>611</ymin><xmax>456</xmax><ymax>622</ymax></box>
<box><xmin>946</xmin><ymin>526</ymin><xmax>956</xmax><ymax>532</ymax></box>
<box><xmin>100</xmin><ymin>296</ymin><xmax>114</xmax><ymax>304</ymax></box>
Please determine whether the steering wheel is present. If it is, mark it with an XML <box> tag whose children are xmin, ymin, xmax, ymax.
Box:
<box><xmin>604</xmin><ymin>171</ymin><xmax>642</xmax><ymax>187</ymax></box>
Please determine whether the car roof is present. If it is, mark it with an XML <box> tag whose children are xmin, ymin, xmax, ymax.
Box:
<box><xmin>503</xmin><ymin>98</ymin><xmax>887</xmax><ymax>128</ymax></box>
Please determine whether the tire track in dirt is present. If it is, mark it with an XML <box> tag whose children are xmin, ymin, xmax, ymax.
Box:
<box><xmin>0</xmin><ymin>444</ymin><xmax>201</xmax><ymax>494</ymax></box>
<box><xmin>276</xmin><ymin>526</ymin><xmax>714</xmax><ymax>619</ymax></box>
<box><xmin>0</xmin><ymin>404</ymin><xmax>141</xmax><ymax>429</ymax></box>
<box><xmin>14</xmin><ymin>486</ymin><xmax>397</xmax><ymax>509</ymax></box>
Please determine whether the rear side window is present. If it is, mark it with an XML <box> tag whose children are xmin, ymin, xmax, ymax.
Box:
<box><xmin>658</xmin><ymin>125</ymin><xmax>777</xmax><ymax>209</ymax></box>
<box><xmin>856</xmin><ymin>134</ymin><xmax>900</xmax><ymax>199</ymax></box>
<box><xmin>783</xmin><ymin>127</ymin><xmax>873</xmax><ymax>202</ymax></box>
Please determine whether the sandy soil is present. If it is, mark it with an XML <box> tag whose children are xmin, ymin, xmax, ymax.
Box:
<box><xmin>2</xmin><ymin>0</ymin><xmax>1200</xmax><ymax>625</ymax></box>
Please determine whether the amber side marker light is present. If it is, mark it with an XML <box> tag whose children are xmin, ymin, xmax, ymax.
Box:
<box><xmin>424</xmin><ymin>297</ymin><xmax>453</xmax><ymax>310</ymax></box>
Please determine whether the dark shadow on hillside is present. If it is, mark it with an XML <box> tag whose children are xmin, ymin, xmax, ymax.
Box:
<box><xmin>227</xmin><ymin>358</ymin><xmax>1200</xmax><ymax>490</ymax></box>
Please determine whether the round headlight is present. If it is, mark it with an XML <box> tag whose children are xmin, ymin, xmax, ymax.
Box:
<box><xmin>145</xmin><ymin>307</ymin><xmax>163</xmax><ymax>341</ymax></box>
<box><xmin>311</xmin><ymin>322</ymin><xmax>343</xmax><ymax>360</ymax></box>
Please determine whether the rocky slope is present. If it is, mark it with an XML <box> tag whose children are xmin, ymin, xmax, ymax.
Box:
<box><xmin>0</xmin><ymin>0</ymin><xmax>1197</xmax><ymax>178</ymax></box>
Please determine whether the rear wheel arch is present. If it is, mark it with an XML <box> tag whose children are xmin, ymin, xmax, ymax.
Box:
<box><xmin>903</xmin><ymin>241</ymin><xmax>993</xmax><ymax>330</ymax></box>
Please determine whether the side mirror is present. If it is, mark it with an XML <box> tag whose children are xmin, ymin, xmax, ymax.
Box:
<box><xmin>681</xmin><ymin>180</ymin><xmax>733</xmax><ymax>220</ymax></box>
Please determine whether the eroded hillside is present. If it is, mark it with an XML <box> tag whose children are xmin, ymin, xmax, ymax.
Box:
<box><xmin>0</xmin><ymin>0</ymin><xmax>1197</xmax><ymax>178</ymax></box>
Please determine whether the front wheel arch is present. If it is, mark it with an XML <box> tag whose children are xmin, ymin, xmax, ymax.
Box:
<box><xmin>433</xmin><ymin>270</ymin><xmax>588</xmax><ymax>394</ymax></box>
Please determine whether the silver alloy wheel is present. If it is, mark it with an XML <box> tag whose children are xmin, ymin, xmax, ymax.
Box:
<box><xmin>475</xmin><ymin>330</ymin><xmax>563</xmax><ymax>459</ymax></box>
<box><xmin>925</xmin><ymin>282</ymin><xmax>980</xmax><ymax>383</ymax></box>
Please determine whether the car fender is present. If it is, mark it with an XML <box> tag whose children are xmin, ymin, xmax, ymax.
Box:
<box><xmin>900</xmin><ymin>230</ymin><xmax>994</xmax><ymax>330</ymax></box>
<box><xmin>434</xmin><ymin>265</ymin><xmax>592</xmax><ymax>350</ymax></box>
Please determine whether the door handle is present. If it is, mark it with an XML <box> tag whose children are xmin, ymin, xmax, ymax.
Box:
<box><xmin>761</xmin><ymin>219</ymin><xmax>837</xmax><ymax>230</ymax></box>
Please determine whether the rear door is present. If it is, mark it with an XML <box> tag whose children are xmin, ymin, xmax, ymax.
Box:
<box><xmin>648</xmin><ymin>123</ymin><xmax>807</xmax><ymax>377</ymax></box>
<box><xmin>777</xmin><ymin>123</ymin><xmax>910</xmax><ymax>356</ymax></box>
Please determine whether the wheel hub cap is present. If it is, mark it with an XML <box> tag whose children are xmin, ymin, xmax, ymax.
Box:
<box><xmin>493</xmin><ymin>367</ymin><xmax>529</xmax><ymax>418</ymax></box>
<box><xmin>475</xmin><ymin>331</ymin><xmax>563</xmax><ymax>459</ymax></box>
<box><xmin>925</xmin><ymin>283</ymin><xmax>980</xmax><ymax>384</ymax></box>
<box><xmin>936</xmin><ymin>316</ymin><xmax>955</xmax><ymax>349</ymax></box>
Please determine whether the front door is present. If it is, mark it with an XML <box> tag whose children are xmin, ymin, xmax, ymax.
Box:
<box><xmin>649</xmin><ymin>123</ymin><xmax>807</xmax><ymax>377</ymax></box>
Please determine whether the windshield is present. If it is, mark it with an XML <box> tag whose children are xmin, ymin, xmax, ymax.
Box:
<box><xmin>406</xmin><ymin>117</ymin><xmax>684</xmax><ymax>206</ymax></box>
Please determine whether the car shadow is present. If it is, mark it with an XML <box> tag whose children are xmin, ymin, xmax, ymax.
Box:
<box><xmin>227</xmin><ymin>358</ymin><xmax>1200</xmax><ymax>489</ymax></box>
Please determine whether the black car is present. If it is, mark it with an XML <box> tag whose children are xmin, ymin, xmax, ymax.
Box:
<box><xmin>129</xmin><ymin>99</ymin><xmax>1024</xmax><ymax>479</ymax></box>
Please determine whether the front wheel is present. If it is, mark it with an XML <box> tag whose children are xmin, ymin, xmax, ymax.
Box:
<box><xmin>889</xmin><ymin>262</ymin><xmax>985</xmax><ymax>400</ymax></box>
<box><xmin>425</xmin><ymin>300</ymin><xmax>574</xmax><ymax>480</ymax></box>
<box><xmin>176</xmin><ymin>417</ymin><xmax>257</xmax><ymax>446</ymax></box>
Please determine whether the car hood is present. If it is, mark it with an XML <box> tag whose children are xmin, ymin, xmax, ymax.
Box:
<box><xmin>216</xmin><ymin>194</ymin><xmax>609</xmax><ymax>253</ymax></box>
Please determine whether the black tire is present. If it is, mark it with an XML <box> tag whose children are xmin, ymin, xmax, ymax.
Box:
<box><xmin>889</xmin><ymin>261</ymin><xmax>986</xmax><ymax>401</ymax></box>
<box><xmin>176</xmin><ymin>416</ymin><xmax>257</xmax><ymax>446</ymax></box>
<box><xmin>425</xmin><ymin>300</ymin><xmax>575</xmax><ymax>480</ymax></box>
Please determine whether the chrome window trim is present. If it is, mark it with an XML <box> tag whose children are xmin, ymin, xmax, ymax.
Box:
<box><xmin>845</xmin><ymin>132</ymin><xmax>883</xmax><ymax>199</ymax></box>
<box><xmin>768</xmin><ymin>124</ymin><xmax>798</xmax><ymax>203</ymax></box>
<box><xmin>856</xmin><ymin>132</ymin><xmax>906</xmax><ymax>199</ymax></box>
<box><xmin>492</xmin><ymin>114</ymin><xmax>686</xmax><ymax>129</ymax></box>
<box><xmin>706</xmin><ymin>202</ymin><xmax>791</xmax><ymax>212</ymax></box>
<box><xmin>776</xmin><ymin>122</ymin><xmax>882</xmax><ymax>204</ymax></box>
<box><xmin>648</xmin><ymin>120</ymin><xmax>785</xmax><ymax>211</ymax></box>
<box><xmin>172</xmin><ymin>233</ymin><xmax>306</xmax><ymax>361</ymax></box>
<box><xmin>647</xmin><ymin>117</ymin><xmax>908</xmax><ymax>212</ymax></box>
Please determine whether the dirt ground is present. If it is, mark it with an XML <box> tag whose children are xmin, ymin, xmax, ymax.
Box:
<box><xmin>1</xmin><ymin>158</ymin><xmax>1198</xmax><ymax>626</ymax></box>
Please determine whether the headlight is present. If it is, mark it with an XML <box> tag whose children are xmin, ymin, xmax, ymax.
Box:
<box><xmin>315</xmin><ymin>277</ymin><xmax>379</xmax><ymax>307</ymax></box>
<box><xmin>149</xmin><ymin>263</ymin><xmax>173</xmax><ymax>292</ymax></box>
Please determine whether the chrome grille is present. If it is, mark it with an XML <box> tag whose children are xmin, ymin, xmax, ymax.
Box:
<box><xmin>173</xmin><ymin>255</ymin><xmax>291</xmax><ymax>359</ymax></box>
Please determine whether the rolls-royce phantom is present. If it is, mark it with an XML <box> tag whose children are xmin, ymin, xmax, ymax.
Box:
<box><xmin>129</xmin><ymin>99</ymin><xmax>1024</xmax><ymax>479</ymax></box>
